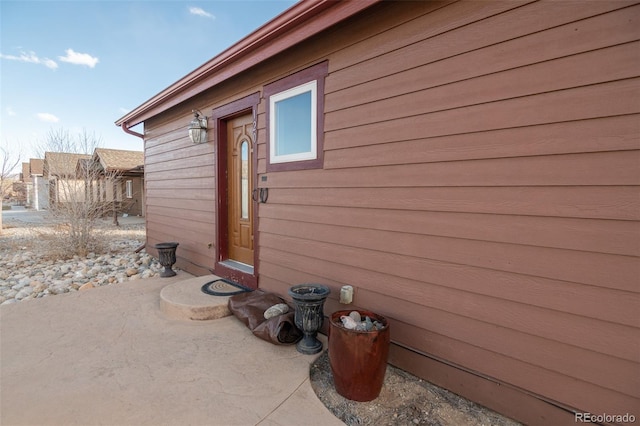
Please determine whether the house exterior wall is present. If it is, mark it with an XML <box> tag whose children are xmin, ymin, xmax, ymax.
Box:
<box><xmin>122</xmin><ymin>177</ymin><xmax>143</xmax><ymax>216</ymax></box>
<box><xmin>143</xmin><ymin>1</ymin><xmax>640</xmax><ymax>423</ymax></box>
<box><xmin>51</xmin><ymin>178</ymin><xmax>87</xmax><ymax>203</ymax></box>
<box><xmin>34</xmin><ymin>176</ymin><xmax>48</xmax><ymax>210</ymax></box>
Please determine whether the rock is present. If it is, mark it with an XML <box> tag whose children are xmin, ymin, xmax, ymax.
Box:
<box><xmin>11</xmin><ymin>282</ymin><xmax>26</xmax><ymax>291</ymax></box>
<box><xmin>15</xmin><ymin>287</ymin><xmax>33</xmax><ymax>300</ymax></box>
<box><xmin>32</xmin><ymin>283</ymin><xmax>46</xmax><ymax>294</ymax></box>
<box><xmin>0</xmin><ymin>228</ymin><xmax>150</xmax><ymax>304</ymax></box>
<box><xmin>87</xmin><ymin>267</ymin><xmax>101</xmax><ymax>277</ymax></box>
<box><xmin>264</xmin><ymin>303</ymin><xmax>289</xmax><ymax>319</ymax></box>
<box><xmin>340</xmin><ymin>315</ymin><xmax>358</xmax><ymax>329</ymax></box>
<box><xmin>364</xmin><ymin>316</ymin><xmax>374</xmax><ymax>331</ymax></box>
<box><xmin>340</xmin><ymin>312</ymin><xmax>386</xmax><ymax>332</ymax></box>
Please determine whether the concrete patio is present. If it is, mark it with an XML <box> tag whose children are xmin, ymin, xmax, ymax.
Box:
<box><xmin>0</xmin><ymin>271</ymin><xmax>344</xmax><ymax>426</ymax></box>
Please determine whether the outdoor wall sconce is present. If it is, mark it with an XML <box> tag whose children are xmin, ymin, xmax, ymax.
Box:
<box><xmin>188</xmin><ymin>109</ymin><xmax>208</xmax><ymax>144</ymax></box>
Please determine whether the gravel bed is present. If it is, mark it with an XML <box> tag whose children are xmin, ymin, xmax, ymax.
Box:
<box><xmin>0</xmin><ymin>222</ymin><xmax>163</xmax><ymax>305</ymax></box>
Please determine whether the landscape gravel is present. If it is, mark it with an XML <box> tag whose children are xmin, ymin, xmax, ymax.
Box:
<box><xmin>0</xmin><ymin>221</ymin><xmax>163</xmax><ymax>305</ymax></box>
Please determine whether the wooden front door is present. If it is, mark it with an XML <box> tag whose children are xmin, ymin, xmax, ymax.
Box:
<box><xmin>227</xmin><ymin>114</ymin><xmax>254</xmax><ymax>266</ymax></box>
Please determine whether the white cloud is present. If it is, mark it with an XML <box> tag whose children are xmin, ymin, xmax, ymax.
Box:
<box><xmin>189</xmin><ymin>7</ymin><xmax>214</xmax><ymax>19</ymax></box>
<box><xmin>58</xmin><ymin>49</ymin><xmax>99</xmax><ymax>68</ymax></box>
<box><xmin>0</xmin><ymin>51</ymin><xmax>58</xmax><ymax>69</ymax></box>
<box><xmin>6</xmin><ymin>107</ymin><xmax>16</xmax><ymax>117</ymax></box>
<box><xmin>37</xmin><ymin>113</ymin><xmax>60</xmax><ymax>123</ymax></box>
<box><xmin>119</xmin><ymin>107</ymin><xmax>130</xmax><ymax>114</ymax></box>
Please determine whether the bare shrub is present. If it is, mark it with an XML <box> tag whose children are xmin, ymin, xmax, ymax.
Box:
<box><xmin>33</xmin><ymin>225</ymin><xmax>108</xmax><ymax>261</ymax></box>
<box><xmin>41</xmin><ymin>128</ymin><xmax>121</xmax><ymax>258</ymax></box>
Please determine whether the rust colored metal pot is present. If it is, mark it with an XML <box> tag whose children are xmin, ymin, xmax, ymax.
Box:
<box><xmin>328</xmin><ymin>310</ymin><xmax>390</xmax><ymax>402</ymax></box>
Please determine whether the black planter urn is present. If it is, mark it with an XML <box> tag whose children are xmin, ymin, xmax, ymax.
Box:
<box><xmin>154</xmin><ymin>242</ymin><xmax>179</xmax><ymax>277</ymax></box>
<box><xmin>288</xmin><ymin>284</ymin><xmax>331</xmax><ymax>355</ymax></box>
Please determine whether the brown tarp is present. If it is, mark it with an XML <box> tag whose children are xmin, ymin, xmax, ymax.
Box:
<box><xmin>228</xmin><ymin>290</ymin><xmax>302</xmax><ymax>345</ymax></box>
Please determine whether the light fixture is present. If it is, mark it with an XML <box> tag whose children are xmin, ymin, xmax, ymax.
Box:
<box><xmin>188</xmin><ymin>109</ymin><xmax>208</xmax><ymax>144</ymax></box>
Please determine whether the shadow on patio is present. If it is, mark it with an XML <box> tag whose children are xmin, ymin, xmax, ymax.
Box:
<box><xmin>0</xmin><ymin>271</ymin><xmax>343</xmax><ymax>426</ymax></box>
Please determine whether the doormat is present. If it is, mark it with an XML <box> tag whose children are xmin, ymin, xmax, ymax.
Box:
<box><xmin>201</xmin><ymin>279</ymin><xmax>252</xmax><ymax>296</ymax></box>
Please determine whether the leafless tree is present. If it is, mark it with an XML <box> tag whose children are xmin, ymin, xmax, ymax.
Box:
<box><xmin>41</xmin><ymin>128</ymin><xmax>121</xmax><ymax>257</ymax></box>
<box><xmin>34</xmin><ymin>127</ymin><xmax>101</xmax><ymax>157</ymax></box>
<box><xmin>0</xmin><ymin>141</ymin><xmax>22</xmax><ymax>202</ymax></box>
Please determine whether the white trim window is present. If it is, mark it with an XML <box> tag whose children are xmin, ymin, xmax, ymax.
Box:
<box><xmin>269</xmin><ymin>80</ymin><xmax>317</xmax><ymax>164</ymax></box>
<box><xmin>125</xmin><ymin>180</ymin><xmax>133</xmax><ymax>199</ymax></box>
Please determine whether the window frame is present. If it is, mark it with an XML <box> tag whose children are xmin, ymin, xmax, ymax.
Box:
<box><xmin>269</xmin><ymin>80</ymin><xmax>317</xmax><ymax>164</ymax></box>
<box><xmin>125</xmin><ymin>180</ymin><xmax>133</xmax><ymax>199</ymax></box>
<box><xmin>264</xmin><ymin>61</ymin><xmax>328</xmax><ymax>172</ymax></box>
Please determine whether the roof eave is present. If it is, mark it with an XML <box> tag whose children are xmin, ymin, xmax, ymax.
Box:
<box><xmin>115</xmin><ymin>0</ymin><xmax>380</xmax><ymax>128</ymax></box>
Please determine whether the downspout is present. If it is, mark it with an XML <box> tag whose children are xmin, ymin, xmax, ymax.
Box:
<box><xmin>121</xmin><ymin>121</ymin><xmax>144</xmax><ymax>139</ymax></box>
<box><xmin>120</xmin><ymin>121</ymin><xmax>146</xmax><ymax>250</ymax></box>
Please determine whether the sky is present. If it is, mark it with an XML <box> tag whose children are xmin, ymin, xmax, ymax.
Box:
<box><xmin>0</xmin><ymin>0</ymin><xmax>297</xmax><ymax>169</ymax></box>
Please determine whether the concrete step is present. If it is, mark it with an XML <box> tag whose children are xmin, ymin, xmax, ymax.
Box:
<box><xmin>160</xmin><ymin>275</ymin><xmax>234</xmax><ymax>321</ymax></box>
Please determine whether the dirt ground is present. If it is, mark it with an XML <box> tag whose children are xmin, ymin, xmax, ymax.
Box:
<box><xmin>310</xmin><ymin>350</ymin><xmax>521</xmax><ymax>426</ymax></box>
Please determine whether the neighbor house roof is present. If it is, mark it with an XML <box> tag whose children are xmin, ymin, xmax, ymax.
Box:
<box><xmin>93</xmin><ymin>148</ymin><xmax>144</xmax><ymax>172</ymax></box>
<box><xmin>115</xmin><ymin>0</ymin><xmax>380</xmax><ymax>130</ymax></box>
<box><xmin>44</xmin><ymin>152</ymin><xmax>91</xmax><ymax>178</ymax></box>
<box><xmin>30</xmin><ymin>158</ymin><xmax>44</xmax><ymax>176</ymax></box>
<box><xmin>21</xmin><ymin>163</ymin><xmax>31</xmax><ymax>183</ymax></box>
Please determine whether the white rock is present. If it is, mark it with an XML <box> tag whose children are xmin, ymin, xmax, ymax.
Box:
<box><xmin>264</xmin><ymin>303</ymin><xmax>289</xmax><ymax>319</ymax></box>
<box><xmin>349</xmin><ymin>311</ymin><xmax>362</xmax><ymax>322</ymax></box>
<box><xmin>340</xmin><ymin>315</ymin><xmax>358</xmax><ymax>329</ymax></box>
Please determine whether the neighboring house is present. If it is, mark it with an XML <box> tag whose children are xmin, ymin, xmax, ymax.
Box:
<box><xmin>91</xmin><ymin>148</ymin><xmax>145</xmax><ymax>217</ymax></box>
<box><xmin>21</xmin><ymin>158</ymin><xmax>47</xmax><ymax>210</ymax></box>
<box><xmin>43</xmin><ymin>152</ymin><xmax>91</xmax><ymax>205</ymax></box>
<box><xmin>20</xmin><ymin>162</ymin><xmax>31</xmax><ymax>205</ymax></box>
<box><xmin>115</xmin><ymin>1</ymin><xmax>639</xmax><ymax>424</ymax></box>
<box><xmin>44</xmin><ymin>149</ymin><xmax>144</xmax><ymax>217</ymax></box>
<box><xmin>20</xmin><ymin>162</ymin><xmax>30</xmax><ymax>194</ymax></box>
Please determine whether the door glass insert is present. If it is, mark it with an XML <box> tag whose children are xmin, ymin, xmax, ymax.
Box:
<box><xmin>240</xmin><ymin>140</ymin><xmax>249</xmax><ymax>219</ymax></box>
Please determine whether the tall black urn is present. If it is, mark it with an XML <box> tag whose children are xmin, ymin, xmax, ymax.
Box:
<box><xmin>288</xmin><ymin>284</ymin><xmax>330</xmax><ymax>355</ymax></box>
